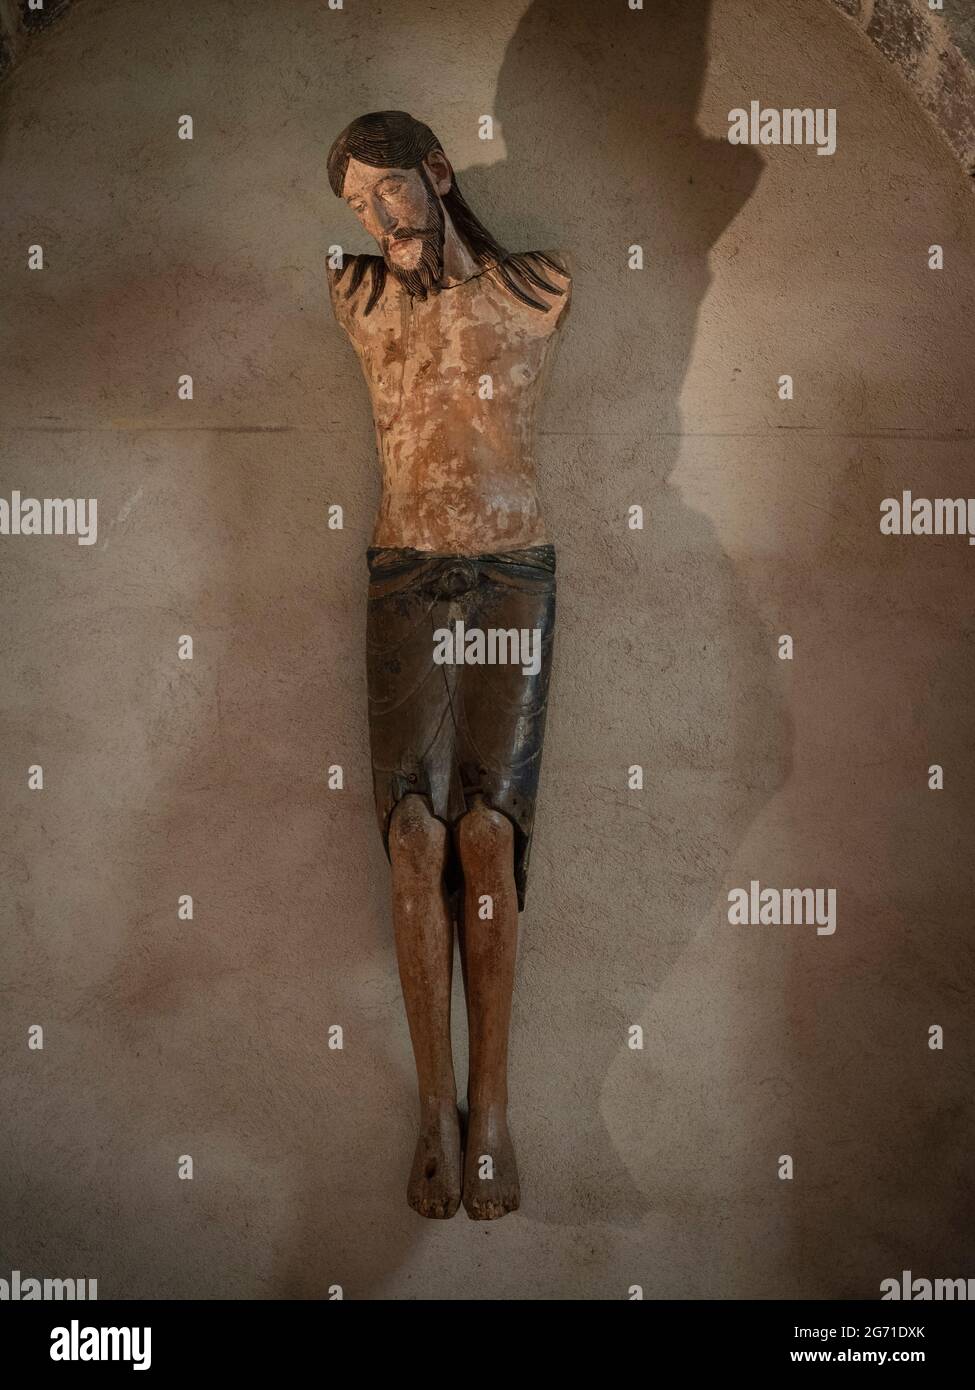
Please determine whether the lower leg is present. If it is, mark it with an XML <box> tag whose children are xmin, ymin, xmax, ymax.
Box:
<box><xmin>388</xmin><ymin>794</ymin><xmax>461</xmax><ymax>1218</ymax></box>
<box><xmin>456</xmin><ymin>798</ymin><xmax>521</xmax><ymax>1219</ymax></box>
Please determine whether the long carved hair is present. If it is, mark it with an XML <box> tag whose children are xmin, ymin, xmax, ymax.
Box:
<box><xmin>328</xmin><ymin>110</ymin><xmax>565</xmax><ymax>315</ymax></box>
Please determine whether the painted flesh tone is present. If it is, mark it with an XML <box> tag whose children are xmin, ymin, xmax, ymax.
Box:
<box><xmin>336</xmin><ymin>260</ymin><xmax>569</xmax><ymax>552</ymax></box>
<box><xmin>329</xmin><ymin>151</ymin><xmax>570</xmax><ymax>1218</ymax></box>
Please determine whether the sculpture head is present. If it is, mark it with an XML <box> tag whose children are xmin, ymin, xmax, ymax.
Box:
<box><xmin>328</xmin><ymin>112</ymin><xmax>449</xmax><ymax>295</ymax></box>
<box><xmin>328</xmin><ymin>110</ymin><xmax>502</xmax><ymax>300</ymax></box>
<box><xmin>328</xmin><ymin>110</ymin><xmax>565</xmax><ymax>314</ymax></box>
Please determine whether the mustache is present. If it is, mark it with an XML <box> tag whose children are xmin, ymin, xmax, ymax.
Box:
<box><xmin>385</xmin><ymin>226</ymin><xmax>439</xmax><ymax>247</ymax></box>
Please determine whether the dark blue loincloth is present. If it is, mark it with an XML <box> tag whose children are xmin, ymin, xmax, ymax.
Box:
<box><xmin>365</xmin><ymin>544</ymin><xmax>557</xmax><ymax>911</ymax></box>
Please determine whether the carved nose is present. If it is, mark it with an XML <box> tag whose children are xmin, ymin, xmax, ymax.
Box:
<box><xmin>435</xmin><ymin>560</ymin><xmax>477</xmax><ymax>598</ymax></box>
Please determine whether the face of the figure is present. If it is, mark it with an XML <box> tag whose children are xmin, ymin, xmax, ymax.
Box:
<box><xmin>341</xmin><ymin>155</ymin><xmax>446</xmax><ymax>295</ymax></box>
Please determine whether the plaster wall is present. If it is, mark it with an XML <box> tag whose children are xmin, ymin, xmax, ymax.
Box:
<box><xmin>1</xmin><ymin>0</ymin><xmax>973</xmax><ymax>1298</ymax></box>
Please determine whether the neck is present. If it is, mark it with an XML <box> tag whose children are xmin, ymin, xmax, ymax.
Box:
<box><xmin>438</xmin><ymin>209</ymin><xmax>480</xmax><ymax>286</ymax></box>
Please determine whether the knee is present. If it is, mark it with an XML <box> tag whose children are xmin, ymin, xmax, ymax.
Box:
<box><xmin>388</xmin><ymin>795</ymin><xmax>446</xmax><ymax>871</ymax></box>
<box><xmin>457</xmin><ymin>801</ymin><xmax>514</xmax><ymax>863</ymax></box>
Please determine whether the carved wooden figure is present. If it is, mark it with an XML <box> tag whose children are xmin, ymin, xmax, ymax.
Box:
<box><xmin>327</xmin><ymin>111</ymin><xmax>571</xmax><ymax>1219</ymax></box>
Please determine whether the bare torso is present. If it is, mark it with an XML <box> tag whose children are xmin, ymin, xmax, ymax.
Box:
<box><xmin>329</xmin><ymin>254</ymin><xmax>572</xmax><ymax>554</ymax></box>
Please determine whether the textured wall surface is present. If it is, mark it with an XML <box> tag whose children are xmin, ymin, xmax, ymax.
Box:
<box><xmin>1</xmin><ymin>0</ymin><xmax>974</xmax><ymax>1299</ymax></box>
<box><xmin>0</xmin><ymin>0</ymin><xmax>74</xmax><ymax>76</ymax></box>
<box><xmin>829</xmin><ymin>0</ymin><xmax>975</xmax><ymax>168</ymax></box>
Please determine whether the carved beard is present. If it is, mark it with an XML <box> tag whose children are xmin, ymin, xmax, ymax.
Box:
<box><xmin>381</xmin><ymin>175</ymin><xmax>446</xmax><ymax>299</ymax></box>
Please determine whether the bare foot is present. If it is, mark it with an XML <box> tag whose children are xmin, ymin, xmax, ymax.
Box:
<box><xmin>407</xmin><ymin>1099</ymin><xmax>462</xmax><ymax>1219</ymax></box>
<box><xmin>462</xmin><ymin>1103</ymin><xmax>520</xmax><ymax>1220</ymax></box>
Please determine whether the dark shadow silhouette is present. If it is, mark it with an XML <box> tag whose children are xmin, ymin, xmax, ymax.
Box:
<box><xmin>450</xmin><ymin>0</ymin><xmax>790</xmax><ymax>1226</ymax></box>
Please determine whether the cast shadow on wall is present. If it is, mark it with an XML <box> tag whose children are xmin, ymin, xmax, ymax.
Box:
<box><xmin>452</xmin><ymin>0</ymin><xmax>791</xmax><ymax>1226</ymax></box>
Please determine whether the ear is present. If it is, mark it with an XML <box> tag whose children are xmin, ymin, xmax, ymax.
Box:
<box><xmin>423</xmin><ymin>148</ymin><xmax>453</xmax><ymax>197</ymax></box>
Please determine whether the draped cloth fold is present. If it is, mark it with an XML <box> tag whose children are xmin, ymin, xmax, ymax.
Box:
<box><xmin>365</xmin><ymin>543</ymin><xmax>557</xmax><ymax>911</ymax></box>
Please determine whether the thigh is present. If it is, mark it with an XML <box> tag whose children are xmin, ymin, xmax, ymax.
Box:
<box><xmin>456</xmin><ymin>557</ymin><xmax>557</xmax><ymax>791</ymax></box>
<box><xmin>366</xmin><ymin>556</ymin><xmax>448</xmax><ymax>775</ymax></box>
